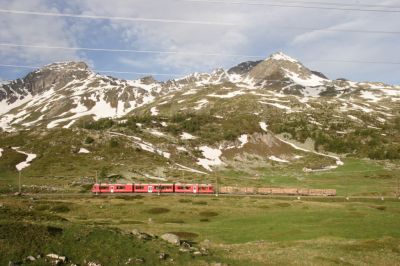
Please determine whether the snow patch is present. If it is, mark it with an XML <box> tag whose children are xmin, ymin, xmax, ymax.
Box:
<box><xmin>207</xmin><ymin>90</ymin><xmax>245</xmax><ymax>98</ymax></box>
<box><xmin>196</xmin><ymin>146</ymin><xmax>223</xmax><ymax>171</ymax></box>
<box><xmin>275</xmin><ymin>136</ymin><xmax>343</xmax><ymax>169</ymax></box>
<box><xmin>238</xmin><ymin>134</ymin><xmax>248</xmax><ymax>148</ymax></box>
<box><xmin>180</xmin><ymin>132</ymin><xmax>197</xmax><ymax>140</ymax></box>
<box><xmin>268</xmin><ymin>155</ymin><xmax>289</xmax><ymax>163</ymax></box>
<box><xmin>149</xmin><ymin>129</ymin><xmax>165</xmax><ymax>137</ymax></box>
<box><xmin>150</xmin><ymin>107</ymin><xmax>159</xmax><ymax>116</ymax></box>
<box><xmin>11</xmin><ymin>147</ymin><xmax>37</xmax><ymax>171</ymax></box>
<box><xmin>78</xmin><ymin>148</ymin><xmax>90</xmax><ymax>153</ymax></box>
<box><xmin>259</xmin><ymin>122</ymin><xmax>268</xmax><ymax>132</ymax></box>
<box><xmin>194</xmin><ymin>99</ymin><xmax>208</xmax><ymax>110</ymax></box>
<box><xmin>109</xmin><ymin>131</ymin><xmax>170</xmax><ymax>159</ymax></box>
<box><xmin>175</xmin><ymin>163</ymin><xmax>208</xmax><ymax>175</ymax></box>
<box><xmin>259</xmin><ymin>101</ymin><xmax>292</xmax><ymax>111</ymax></box>
<box><xmin>360</xmin><ymin>90</ymin><xmax>381</xmax><ymax>102</ymax></box>
<box><xmin>283</xmin><ymin>69</ymin><xmax>326</xmax><ymax>88</ymax></box>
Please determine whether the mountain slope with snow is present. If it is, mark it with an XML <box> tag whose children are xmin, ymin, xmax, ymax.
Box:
<box><xmin>0</xmin><ymin>52</ymin><xmax>399</xmax><ymax>177</ymax></box>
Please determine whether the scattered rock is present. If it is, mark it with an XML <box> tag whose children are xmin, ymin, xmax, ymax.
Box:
<box><xmin>181</xmin><ymin>241</ymin><xmax>192</xmax><ymax>248</ymax></box>
<box><xmin>179</xmin><ymin>247</ymin><xmax>190</xmax><ymax>253</ymax></box>
<box><xmin>130</xmin><ymin>229</ymin><xmax>153</xmax><ymax>240</ymax></box>
<box><xmin>200</xmin><ymin>247</ymin><xmax>209</xmax><ymax>255</ymax></box>
<box><xmin>125</xmin><ymin>258</ymin><xmax>145</xmax><ymax>265</ymax></box>
<box><xmin>159</xmin><ymin>252</ymin><xmax>168</xmax><ymax>260</ymax></box>
<box><xmin>135</xmin><ymin>258</ymin><xmax>145</xmax><ymax>264</ymax></box>
<box><xmin>46</xmin><ymin>254</ymin><xmax>68</xmax><ymax>264</ymax></box>
<box><xmin>26</xmin><ymin>255</ymin><xmax>36</xmax><ymax>261</ymax></box>
<box><xmin>200</xmin><ymin>239</ymin><xmax>211</xmax><ymax>249</ymax></box>
<box><xmin>193</xmin><ymin>251</ymin><xmax>202</xmax><ymax>256</ymax></box>
<box><xmin>210</xmin><ymin>263</ymin><xmax>228</xmax><ymax>266</ymax></box>
<box><xmin>87</xmin><ymin>262</ymin><xmax>102</xmax><ymax>266</ymax></box>
<box><xmin>14</xmin><ymin>192</ymin><xmax>21</xmax><ymax>196</ymax></box>
<box><xmin>160</xmin><ymin>233</ymin><xmax>180</xmax><ymax>246</ymax></box>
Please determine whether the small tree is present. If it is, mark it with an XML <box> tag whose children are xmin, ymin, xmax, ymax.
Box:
<box><xmin>99</xmin><ymin>166</ymin><xmax>108</xmax><ymax>182</ymax></box>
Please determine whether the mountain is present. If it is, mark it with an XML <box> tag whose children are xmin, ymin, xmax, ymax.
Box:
<box><xmin>0</xmin><ymin>52</ymin><xmax>399</xmax><ymax>181</ymax></box>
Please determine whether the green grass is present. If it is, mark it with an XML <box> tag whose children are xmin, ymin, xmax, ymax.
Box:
<box><xmin>215</xmin><ymin>158</ymin><xmax>399</xmax><ymax>196</ymax></box>
<box><xmin>1</xmin><ymin>195</ymin><xmax>400</xmax><ymax>265</ymax></box>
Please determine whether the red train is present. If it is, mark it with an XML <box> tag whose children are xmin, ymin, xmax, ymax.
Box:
<box><xmin>91</xmin><ymin>183</ymin><xmax>215</xmax><ymax>194</ymax></box>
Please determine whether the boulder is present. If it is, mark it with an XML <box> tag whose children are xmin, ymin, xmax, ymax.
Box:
<box><xmin>26</xmin><ymin>255</ymin><xmax>36</xmax><ymax>261</ymax></box>
<box><xmin>160</xmin><ymin>233</ymin><xmax>180</xmax><ymax>246</ymax></box>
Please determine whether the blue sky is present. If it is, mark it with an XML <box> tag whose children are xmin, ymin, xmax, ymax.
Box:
<box><xmin>0</xmin><ymin>0</ymin><xmax>399</xmax><ymax>84</ymax></box>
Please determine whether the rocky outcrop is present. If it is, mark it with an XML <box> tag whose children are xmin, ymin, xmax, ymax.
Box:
<box><xmin>160</xmin><ymin>233</ymin><xmax>180</xmax><ymax>245</ymax></box>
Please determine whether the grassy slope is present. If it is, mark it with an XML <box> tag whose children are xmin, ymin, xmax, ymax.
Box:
<box><xmin>0</xmin><ymin>128</ymin><xmax>399</xmax><ymax>196</ymax></box>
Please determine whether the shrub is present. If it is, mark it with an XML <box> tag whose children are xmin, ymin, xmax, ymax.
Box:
<box><xmin>199</xmin><ymin>211</ymin><xmax>218</xmax><ymax>217</ymax></box>
<box><xmin>109</xmin><ymin>138</ymin><xmax>119</xmax><ymax>148</ymax></box>
<box><xmin>50</xmin><ymin>204</ymin><xmax>70</xmax><ymax>213</ymax></box>
<box><xmin>47</xmin><ymin>226</ymin><xmax>63</xmax><ymax>236</ymax></box>
<box><xmin>192</xmin><ymin>201</ymin><xmax>208</xmax><ymax>205</ymax></box>
<box><xmin>84</xmin><ymin>118</ymin><xmax>115</xmax><ymax>130</ymax></box>
<box><xmin>85</xmin><ymin>136</ymin><xmax>95</xmax><ymax>144</ymax></box>
<box><xmin>146</xmin><ymin>207</ymin><xmax>170</xmax><ymax>214</ymax></box>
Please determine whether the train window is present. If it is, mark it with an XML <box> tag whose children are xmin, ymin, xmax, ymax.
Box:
<box><xmin>116</xmin><ymin>186</ymin><xmax>125</xmax><ymax>189</ymax></box>
<box><xmin>135</xmin><ymin>186</ymin><xmax>144</xmax><ymax>190</ymax></box>
<box><xmin>100</xmin><ymin>186</ymin><xmax>109</xmax><ymax>190</ymax></box>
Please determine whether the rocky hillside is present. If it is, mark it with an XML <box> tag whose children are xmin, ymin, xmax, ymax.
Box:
<box><xmin>0</xmin><ymin>52</ymin><xmax>399</xmax><ymax>182</ymax></box>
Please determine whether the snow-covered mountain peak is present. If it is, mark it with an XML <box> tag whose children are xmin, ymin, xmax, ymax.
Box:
<box><xmin>268</xmin><ymin>52</ymin><xmax>299</xmax><ymax>63</ymax></box>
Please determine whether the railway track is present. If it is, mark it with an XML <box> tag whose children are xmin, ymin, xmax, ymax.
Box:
<box><xmin>2</xmin><ymin>192</ymin><xmax>399</xmax><ymax>201</ymax></box>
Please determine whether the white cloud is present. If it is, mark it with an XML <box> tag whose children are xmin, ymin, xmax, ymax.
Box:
<box><xmin>0</xmin><ymin>0</ymin><xmax>399</xmax><ymax>84</ymax></box>
<box><xmin>0</xmin><ymin>0</ymin><xmax>84</xmax><ymax>65</ymax></box>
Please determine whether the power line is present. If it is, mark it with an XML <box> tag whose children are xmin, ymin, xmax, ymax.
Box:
<box><xmin>0</xmin><ymin>43</ymin><xmax>262</xmax><ymax>58</ymax></box>
<box><xmin>311</xmin><ymin>59</ymin><xmax>400</xmax><ymax>65</ymax></box>
<box><xmin>276</xmin><ymin>26</ymin><xmax>400</xmax><ymax>35</ymax></box>
<box><xmin>0</xmin><ymin>64</ymin><xmax>183</xmax><ymax>76</ymax></box>
<box><xmin>0</xmin><ymin>8</ymin><xmax>236</xmax><ymax>26</ymax></box>
<box><xmin>183</xmin><ymin>0</ymin><xmax>400</xmax><ymax>13</ymax></box>
<box><xmin>179</xmin><ymin>0</ymin><xmax>400</xmax><ymax>9</ymax></box>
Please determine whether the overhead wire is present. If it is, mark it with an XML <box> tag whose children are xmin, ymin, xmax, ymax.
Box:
<box><xmin>1</xmin><ymin>43</ymin><xmax>400</xmax><ymax>65</ymax></box>
<box><xmin>0</xmin><ymin>64</ymin><xmax>183</xmax><ymax>76</ymax></box>
<box><xmin>0</xmin><ymin>43</ymin><xmax>262</xmax><ymax>58</ymax></box>
<box><xmin>183</xmin><ymin>0</ymin><xmax>400</xmax><ymax>13</ymax></box>
<box><xmin>0</xmin><ymin>8</ymin><xmax>236</xmax><ymax>26</ymax></box>
<box><xmin>178</xmin><ymin>0</ymin><xmax>400</xmax><ymax>9</ymax></box>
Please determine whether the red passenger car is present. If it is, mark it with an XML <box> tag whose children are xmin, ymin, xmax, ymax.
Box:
<box><xmin>134</xmin><ymin>183</ymin><xmax>174</xmax><ymax>193</ymax></box>
<box><xmin>91</xmin><ymin>183</ymin><xmax>133</xmax><ymax>193</ymax></box>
